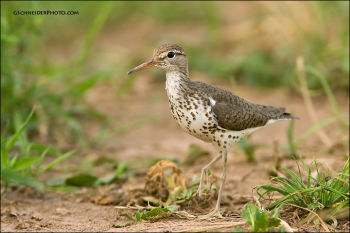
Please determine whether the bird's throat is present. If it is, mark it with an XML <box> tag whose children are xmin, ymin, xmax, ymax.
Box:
<box><xmin>165</xmin><ymin>71</ymin><xmax>190</xmax><ymax>99</ymax></box>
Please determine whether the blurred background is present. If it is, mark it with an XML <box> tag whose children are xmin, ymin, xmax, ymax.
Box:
<box><xmin>1</xmin><ymin>1</ymin><xmax>349</xmax><ymax>190</ymax></box>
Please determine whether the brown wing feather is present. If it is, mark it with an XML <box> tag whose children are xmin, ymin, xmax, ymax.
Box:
<box><xmin>212</xmin><ymin>100</ymin><xmax>285</xmax><ymax>130</ymax></box>
<box><xmin>191</xmin><ymin>81</ymin><xmax>291</xmax><ymax>131</ymax></box>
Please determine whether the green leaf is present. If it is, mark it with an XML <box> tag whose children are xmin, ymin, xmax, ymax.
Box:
<box><xmin>65</xmin><ymin>173</ymin><xmax>98</xmax><ymax>187</ymax></box>
<box><xmin>254</xmin><ymin>211</ymin><xmax>269</xmax><ymax>232</ymax></box>
<box><xmin>114</xmin><ymin>162</ymin><xmax>128</xmax><ymax>179</ymax></box>
<box><xmin>268</xmin><ymin>217</ymin><xmax>281</xmax><ymax>228</ymax></box>
<box><xmin>93</xmin><ymin>156</ymin><xmax>118</xmax><ymax>166</ymax></box>
<box><xmin>166</xmin><ymin>205</ymin><xmax>178</xmax><ymax>212</ymax></box>
<box><xmin>12</xmin><ymin>157</ymin><xmax>40</xmax><ymax>170</ymax></box>
<box><xmin>135</xmin><ymin>211</ymin><xmax>141</xmax><ymax>221</ymax></box>
<box><xmin>241</xmin><ymin>203</ymin><xmax>259</xmax><ymax>229</ymax></box>
<box><xmin>94</xmin><ymin>174</ymin><xmax>115</xmax><ymax>185</ymax></box>
<box><xmin>94</xmin><ymin>162</ymin><xmax>129</xmax><ymax>185</ymax></box>
<box><xmin>241</xmin><ymin>203</ymin><xmax>281</xmax><ymax>232</ymax></box>
<box><xmin>121</xmin><ymin>213</ymin><xmax>136</xmax><ymax>222</ymax></box>
<box><xmin>142</xmin><ymin>207</ymin><xmax>161</xmax><ymax>219</ymax></box>
<box><xmin>131</xmin><ymin>206</ymin><xmax>174</xmax><ymax>222</ymax></box>
<box><xmin>1</xmin><ymin>168</ymin><xmax>44</xmax><ymax>189</ymax></box>
<box><xmin>40</xmin><ymin>150</ymin><xmax>74</xmax><ymax>174</ymax></box>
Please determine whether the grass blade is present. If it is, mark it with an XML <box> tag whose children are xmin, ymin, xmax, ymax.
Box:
<box><xmin>12</xmin><ymin>157</ymin><xmax>39</xmax><ymax>171</ymax></box>
<box><xmin>5</xmin><ymin>109</ymin><xmax>34</xmax><ymax>153</ymax></box>
<box><xmin>39</xmin><ymin>150</ymin><xmax>74</xmax><ymax>174</ymax></box>
<box><xmin>1</xmin><ymin>135</ymin><xmax>8</xmax><ymax>167</ymax></box>
<box><xmin>282</xmin><ymin>168</ymin><xmax>306</xmax><ymax>189</ymax></box>
<box><xmin>34</xmin><ymin>147</ymin><xmax>49</xmax><ymax>174</ymax></box>
<box><xmin>1</xmin><ymin>168</ymin><xmax>44</xmax><ymax>189</ymax></box>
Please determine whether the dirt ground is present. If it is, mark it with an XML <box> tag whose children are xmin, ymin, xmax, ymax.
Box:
<box><xmin>1</xmin><ymin>73</ymin><xmax>349</xmax><ymax>232</ymax></box>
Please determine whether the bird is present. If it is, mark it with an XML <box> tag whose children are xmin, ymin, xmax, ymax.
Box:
<box><xmin>128</xmin><ymin>43</ymin><xmax>298</xmax><ymax>218</ymax></box>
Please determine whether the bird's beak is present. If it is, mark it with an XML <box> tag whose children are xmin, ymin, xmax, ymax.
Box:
<box><xmin>127</xmin><ymin>59</ymin><xmax>155</xmax><ymax>75</ymax></box>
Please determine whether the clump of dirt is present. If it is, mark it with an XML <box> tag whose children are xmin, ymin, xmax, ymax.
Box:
<box><xmin>144</xmin><ymin>160</ymin><xmax>187</xmax><ymax>202</ymax></box>
<box><xmin>182</xmin><ymin>191</ymin><xmax>218</xmax><ymax>214</ymax></box>
<box><xmin>91</xmin><ymin>184</ymin><xmax>129</xmax><ymax>206</ymax></box>
<box><xmin>91</xmin><ymin>160</ymin><xmax>190</xmax><ymax>207</ymax></box>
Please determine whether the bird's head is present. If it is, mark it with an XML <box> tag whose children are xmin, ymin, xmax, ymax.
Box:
<box><xmin>128</xmin><ymin>44</ymin><xmax>188</xmax><ymax>75</ymax></box>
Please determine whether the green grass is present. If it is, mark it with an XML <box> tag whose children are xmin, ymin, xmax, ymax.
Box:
<box><xmin>256</xmin><ymin>155</ymin><xmax>349</xmax><ymax>216</ymax></box>
<box><xmin>1</xmin><ymin>1</ymin><xmax>117</xmax><ymax>148</ymax></box>
<box><xmin>1</xmin><ymin>110</ymin><xmax>74</xmax><ymax>192</ymax></box>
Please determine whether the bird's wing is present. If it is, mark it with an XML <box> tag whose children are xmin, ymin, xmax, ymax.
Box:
<box><xmin>211</xmin><ymin>96</ymin><xmax>286</xmax><ymax>131</ymax></box>
<box><xmin>193</xmin><ymin>81</ymin><xmax>290</xmax><ymax>131</ymax></box>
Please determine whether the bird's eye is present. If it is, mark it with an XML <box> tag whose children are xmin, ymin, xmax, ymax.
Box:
<box><xmin>167</xmin><ymin>51</ymin><xmax>175</xmax><ymax>58</ymax></box>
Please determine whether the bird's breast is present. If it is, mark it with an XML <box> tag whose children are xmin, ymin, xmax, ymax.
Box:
<box><xmin>166</xmin><ymin>92</ymin><xmax>218</xmax><ymax>142</ymax></box>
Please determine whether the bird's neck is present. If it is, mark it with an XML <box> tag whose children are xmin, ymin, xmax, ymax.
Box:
<box><xmin>165</xmin><ymin>70</ymin><xmax>191</xmax><ymax>99</ymax></box>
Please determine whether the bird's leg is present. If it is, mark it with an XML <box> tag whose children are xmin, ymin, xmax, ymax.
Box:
<box><xmin>198</xmin><ymin>150</ymin><xmax>227</xmax><ymax>219</ymax></box>
<box><xmin>197</xmin><ymin>154</ymin><xmax>222</xmax><ymax>199</ymax></box>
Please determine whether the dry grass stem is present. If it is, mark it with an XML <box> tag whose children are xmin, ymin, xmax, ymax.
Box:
<box><xmin>174</xmin><ymin>211</ymin><xmax>196</xmax><ymax>219</ymax></box>
<box><xmin>296</xmin><ymin>56</ymin><xmax>332</xmax><ymax>147</ymax></box>
<box><xmin>287</xmin><ymin>203</ymin><xmax>330</xmax><ymax>232</ymax></box>
<box><xmin>178</xmin><ymin>221</ymin><xmax>246</xmax><ymax>232</ymax></box>
<box><xmin>254</xmin><ymin>196</ymin><xmax>264</xmax><ymax>211</ymax></box>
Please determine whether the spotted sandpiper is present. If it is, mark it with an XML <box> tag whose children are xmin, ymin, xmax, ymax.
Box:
<box><xmin>128</xmin><ymin>44</ymin><xmax>298</xmax><ymax>218</ymax></box>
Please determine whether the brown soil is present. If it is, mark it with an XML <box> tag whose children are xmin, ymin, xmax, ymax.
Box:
<box><xmin>1</xmin><ymin>78</ymin><xmax>349</xmax><ymax>232</ymax></box>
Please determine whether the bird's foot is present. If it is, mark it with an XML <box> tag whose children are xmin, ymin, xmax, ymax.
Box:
<box><xmin>198</xmin><ymin>208</ymin><xmax>223</xmax><ymax>219</ymax></box>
